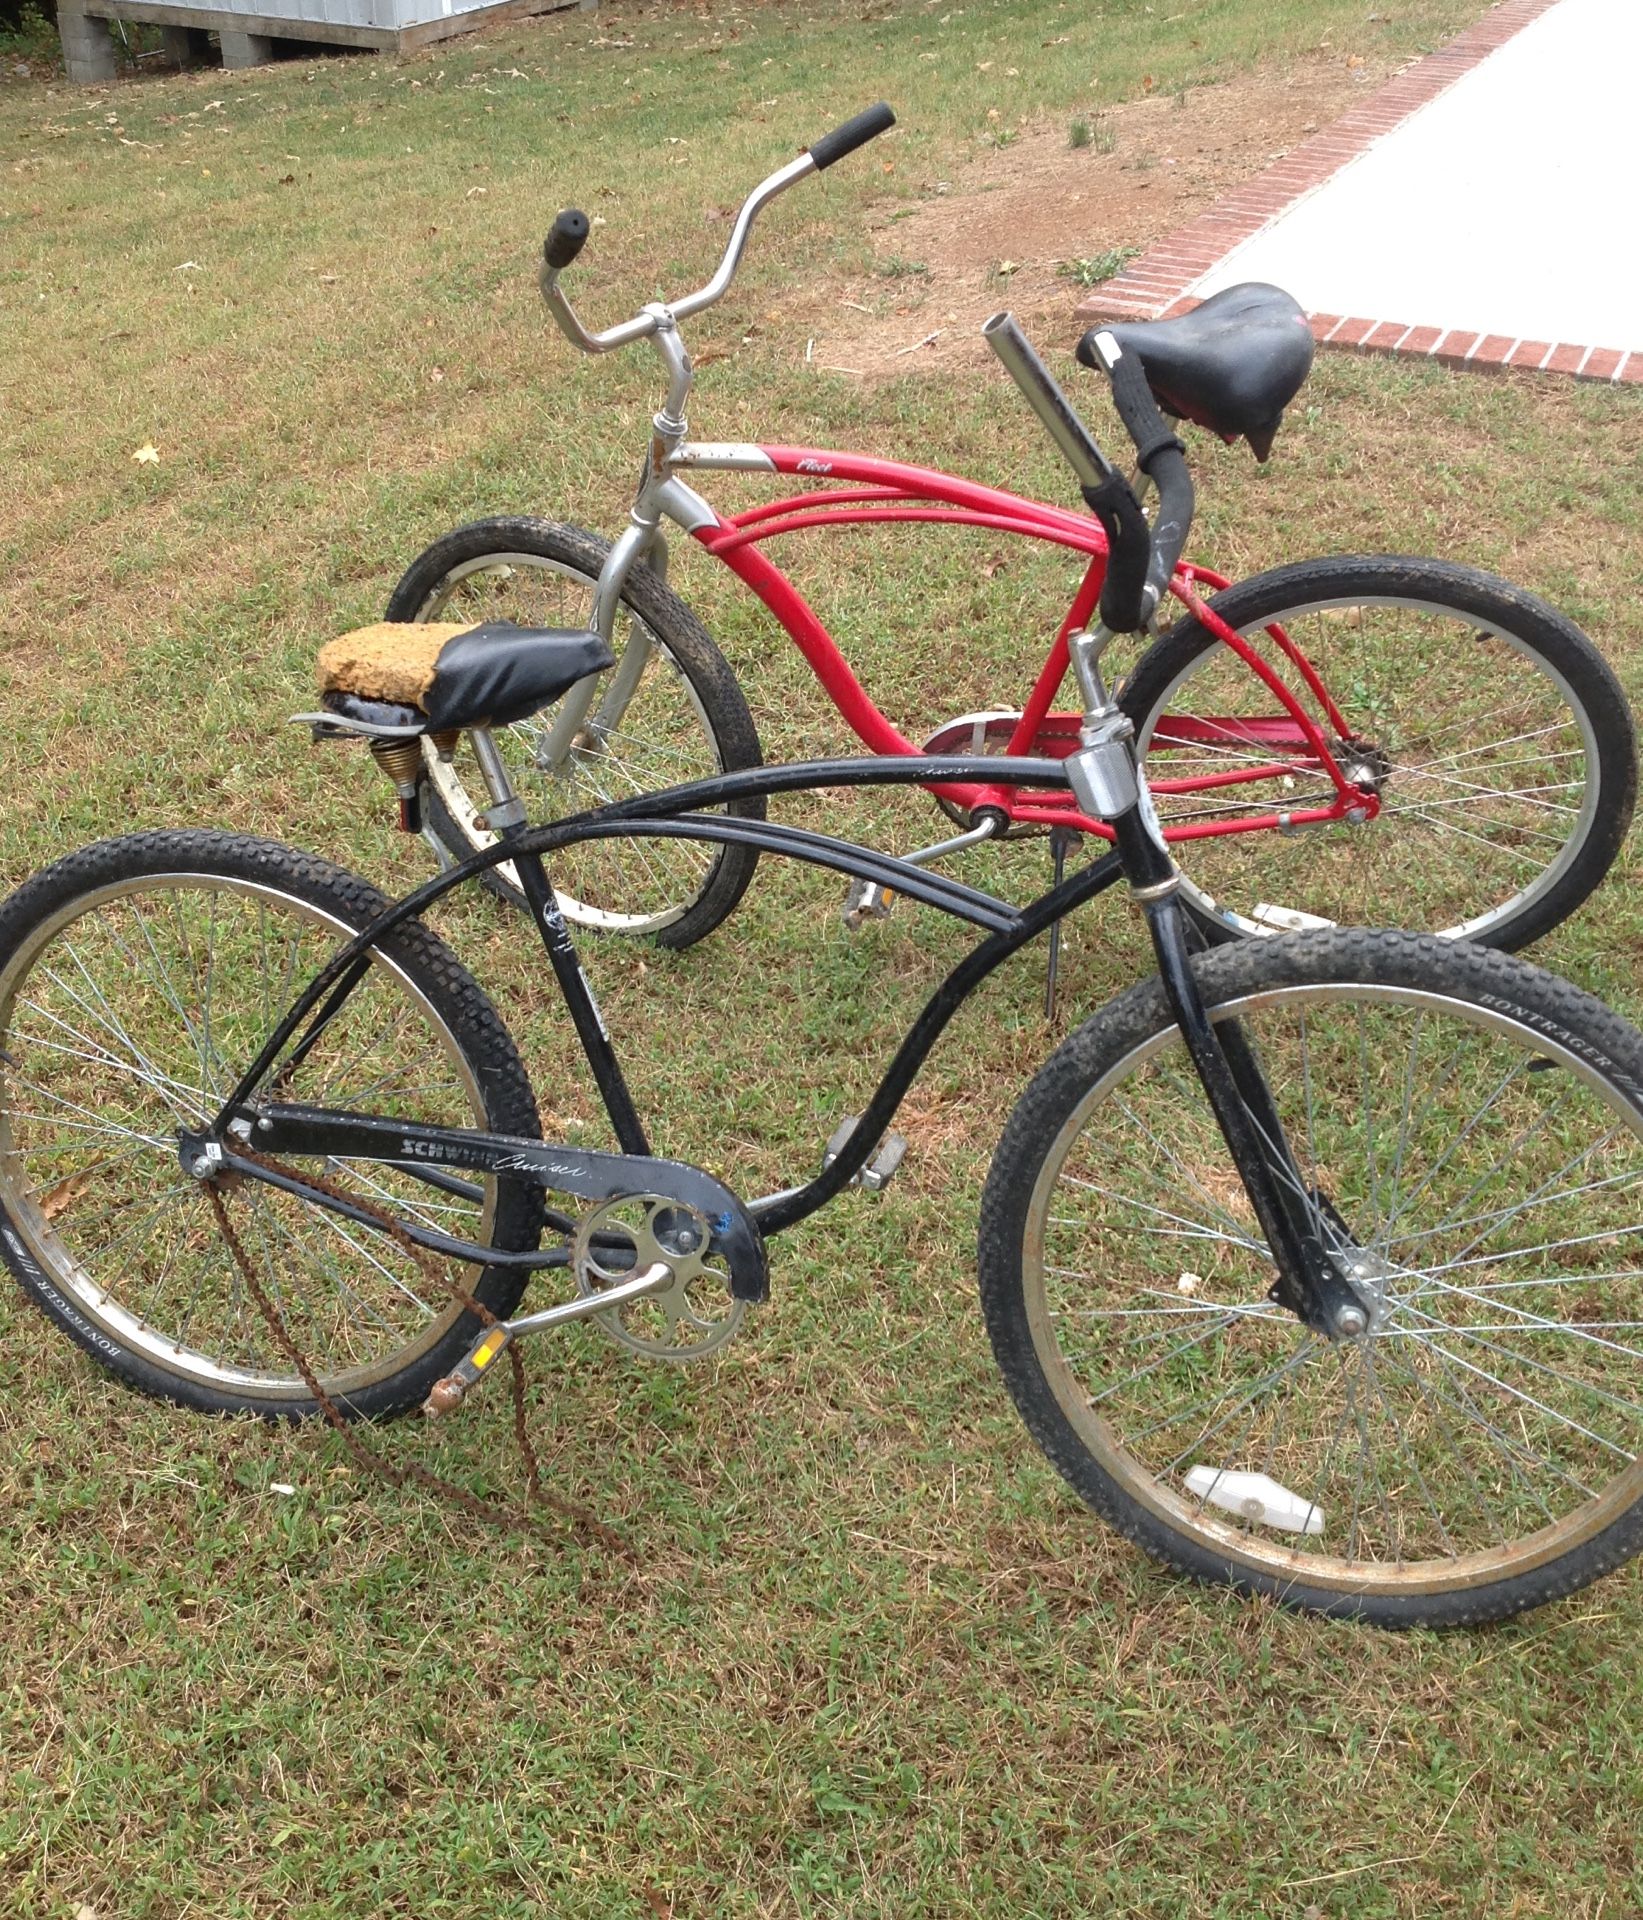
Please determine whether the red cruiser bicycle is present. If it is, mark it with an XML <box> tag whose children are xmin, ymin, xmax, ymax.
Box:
<box><xmin>385</xmin><ymin>105</ymin><xmax>1634</xmax><ymax>954</ymax></box>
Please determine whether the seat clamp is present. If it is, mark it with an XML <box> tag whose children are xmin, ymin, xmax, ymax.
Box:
<box><xmin>483</xmin><ymin>797</ymin><xmax>528</xmax><ymax>833</ymax></box>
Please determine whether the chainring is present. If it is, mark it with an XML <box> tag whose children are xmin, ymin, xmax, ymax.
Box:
<box><xmin>920</xmin><ymin>710</ymin><xmax>1080</xmax><ymax>835</ymax></box>
<box><xmin>571</xmin><ymin>1193</ymin><xmax>745</xmax><ymax>1362</ymax></box>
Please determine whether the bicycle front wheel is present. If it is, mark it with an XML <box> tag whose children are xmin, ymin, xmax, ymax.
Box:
<box><xmin>0</xmin><ymin>832</ymin><xmax>543</xmax><ymax>1419</ymax></box>
<box><xmin>387</xmin><ymin>517</ymin><xmax>763</xmax><ymax>948</ymax></box>
<box><xmin>979</xmin><ymin>928</ymin><xmax>1643</xmax><ymax>1625</ymax></box>
<box><xmin>1121</xmin><ymin>556</ymin><xmax>1636</xmax><ymax>949</ymax></box>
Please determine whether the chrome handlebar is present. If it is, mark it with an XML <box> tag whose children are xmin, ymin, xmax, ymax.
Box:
<box><xmin>538</xmin><ymin>150</ymin><xmax>819</xmax><ymax>353</ymax></box>
<box><xmin>539</xmin><ymin>102</ymin><xmax>895</xmax><ymax>351</ymax></box>
<box><xmin>980</xmin><ymin>312</ymin><xmax>1115</xmax><ymax>490</ymax></box>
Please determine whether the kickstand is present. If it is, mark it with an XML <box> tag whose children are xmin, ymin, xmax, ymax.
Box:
<box><xmin>1045</xmin><ymin>827</ymin><xmax>1075</xmax><ymax>1021</ymax></box>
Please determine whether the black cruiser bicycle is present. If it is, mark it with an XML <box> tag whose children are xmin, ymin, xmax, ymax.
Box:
<box><xmin>3</xmin><ymin>172</ymin><xmax>1642</xmax><ymax>1625</ymax></box>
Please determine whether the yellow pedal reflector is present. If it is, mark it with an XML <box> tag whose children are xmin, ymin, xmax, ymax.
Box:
<box><xmin>420</xmin><ymin>1321</ymin><xmax>514</xmax><ymax>1418</ymax></box>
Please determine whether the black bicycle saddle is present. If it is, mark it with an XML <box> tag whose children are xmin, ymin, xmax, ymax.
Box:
<box><xmin>316</xmin><ymin>620</ymin><xmax>614</xmax><ymax>734</ymax></box>
<box><xmin>1077</xmin><ymin>283</ymin><xmax>1315</xmax><ymax>460</ymax></box>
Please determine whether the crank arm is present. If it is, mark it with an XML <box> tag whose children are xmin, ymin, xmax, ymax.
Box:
<box><xmin>236</xmin><ymin>1104</ymin><xmax>769</xmax><ymax>1301</ymax></box>
<box><xmin>425</xmin><ymin>1261</ymin><xmax>674</xmax><ymax>1416</ymax></box>
<box><xmin>505</xmin><ymin>1261</ymin><xmax>671</xmax><ymax>1337</ymax></box>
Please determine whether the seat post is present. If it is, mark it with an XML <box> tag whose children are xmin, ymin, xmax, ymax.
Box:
<box><xmin>469</xmin><ymin>727</ymin><xmax>527</xmax><ymax>834</ymax></box>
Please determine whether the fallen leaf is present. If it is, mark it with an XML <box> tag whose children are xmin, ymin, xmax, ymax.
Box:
<box><xmin>39</xmin><ymin>1170</ymin><xmax>95</xmax><ymax>1219</ymax></box>
<box><xmin>131</xmin><ymin>443</ymin><xmax>160</xmax><ymax>465</ymax></box>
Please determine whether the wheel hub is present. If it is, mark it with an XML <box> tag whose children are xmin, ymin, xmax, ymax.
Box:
<box><xmin>1267</xmin><ymin>1188</ymin><xmax>1381</xmax><ymax>1341</ymax></box>
<box><xmin>1336</xmin><ymin>734</ymin><xmax>1391</xmax><ymax>797</ymax></box>
<box><xmin>177</xmin><ymin>1128</ymin><xmax>225</xmax><ymax>1182</ymax></box>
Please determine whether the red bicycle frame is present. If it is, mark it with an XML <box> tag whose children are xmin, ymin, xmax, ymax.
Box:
<box><xmin>673</xmin><ymin>445</ymin><xmax>1377</xmax><ymax>845</ymax></box>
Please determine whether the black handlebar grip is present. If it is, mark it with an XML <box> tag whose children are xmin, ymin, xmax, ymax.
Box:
<box><xmin>809</xmin><ymin>102</ymin><xmax>896</xmax><ymax>171</ymax></box>
<box><xmin>543</xmin><ymin>208</ymin><xmax>590</xmax><ymax>271</ymax></box>
<box><xmin>1083</xmin><ymin>471</ymin><xmax>1154</xmax><ymax>635</ymax></box>
<box><xmin>1144</xmin><ymin>445</ymin><xmax>1196</xmax><ymax>609</ymax></box>
<box><xmin>1102</xmin><ymin>341</ymin><xmax>1184</xmax><ymax>474</ymax></box>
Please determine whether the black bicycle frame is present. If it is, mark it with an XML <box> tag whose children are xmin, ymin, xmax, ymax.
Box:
<box><xmin>210</xmin><ymin>752</ymin><xmax>1356</xmax><ymax>1330</ymax></box>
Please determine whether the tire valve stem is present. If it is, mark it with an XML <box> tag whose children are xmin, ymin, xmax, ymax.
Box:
<box><xmin>369</xmin><ymin>739</ymin><xmax>424</xmax><ymax>835</ymax></box>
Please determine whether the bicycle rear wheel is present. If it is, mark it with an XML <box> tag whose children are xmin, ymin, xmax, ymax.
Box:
<box><xmin>1121</xmin><ymin>556</ymin><xmax>1636</xmax><ymax>949</ymax></box>
<box><xmin>979</xmin><ymin>928</ymin><xmax>1643</xmax><ymax>1625</ymax></box>
<box><xmin>0</xmin><ymin>832</ymin><xmax>543</xmax><ymax>1419</ymax></box>
<box><xmin>387</xmin><ymin>517</ymin><xmax>763</xmax><ymax>948</ymax></box>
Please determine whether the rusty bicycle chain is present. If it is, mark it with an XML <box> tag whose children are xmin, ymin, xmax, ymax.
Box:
<box><xmin>206</xmin><ymin>1146</ymin><xmax>625</xmax><ymax>1555</ymax></box>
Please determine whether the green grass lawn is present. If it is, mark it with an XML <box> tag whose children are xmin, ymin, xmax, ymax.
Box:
<box><xmin>5</xmin><ymin>0</ymin><xmax>1643</xmax><ymax>1913</ymax></box>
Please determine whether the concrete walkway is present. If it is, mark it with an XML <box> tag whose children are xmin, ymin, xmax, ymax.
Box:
<box><xmin>1079</xmin><ymin>0</ymin><xmax>1643</xmax><ymax>382</ymax></box>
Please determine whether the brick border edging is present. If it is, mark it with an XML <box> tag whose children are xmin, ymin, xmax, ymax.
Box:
<box><xmin>1074</xmin><ymin>0</ymin><xmax>1643</xmax><ymax>386</ymax></box>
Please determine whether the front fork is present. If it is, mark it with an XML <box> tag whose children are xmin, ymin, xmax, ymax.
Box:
<box><xmin>1066</xmin><ymin>631</ymin><xmax>1371</xmax><ymax>1343</ymax></box>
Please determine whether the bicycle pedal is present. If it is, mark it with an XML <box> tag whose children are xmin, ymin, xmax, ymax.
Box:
<box><xmin>422</xmin><ymin>1321</ymin><xmax>513</xmax><ymax>1418</ymax></box>
<box><xmin>823</xmin><ymin>1115</ymin><xmax>908</xmax><ymax>1191</ymax></box>
<box><xmin>842</xmin><ymin>877</ymin><xmax>896</xmax><ymax>931</ymax></box>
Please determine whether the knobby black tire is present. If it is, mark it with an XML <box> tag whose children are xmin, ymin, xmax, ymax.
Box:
<box><xmin>0</xmin><ymin>831</ymin><xmax>544</xmax><ymax>1421</ymax></box>
<box><xmin>978</xmin><ymin>927</ymin><xmax>1643</xmax><ymax>1626</ymax></box>
<box><xmin>1120</xmin><ymin>555</ymin><xmax>1637</xmax><ymax>951</ymax></box>
<box><xmin>386</xmin><ymin>517</ymin><xmax>764</xmax><ymax>949</ymax></box>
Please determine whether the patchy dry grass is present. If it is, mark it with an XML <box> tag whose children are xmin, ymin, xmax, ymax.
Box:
<box><xmin>5</xmin><ymin>0</ymin><xmax>1643</xmax><ymax>1913</ymax></box>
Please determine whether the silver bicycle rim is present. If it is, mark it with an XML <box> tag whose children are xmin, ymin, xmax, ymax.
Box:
<box><xmin>1024</xmin><ymin>979</ymin><xmax>1643</xmax><ymax>1597</ymax></box>
<box><xmin>1132</xmin><ymin>594</ymin><xmax>1604</xmax><ymax>940</ymax></box>
<box><xmin>0</xmin><ymin>873</ymin><xmax>497</xmax><ymax>1402</ymax></box>
<box><xmin>412</xmin><ymin>551</ymin><xmax>724</xmax><ymax>935</ymax></box>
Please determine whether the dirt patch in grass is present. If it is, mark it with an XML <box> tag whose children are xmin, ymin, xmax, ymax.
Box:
<box><xmin>805</xmin><ymin>51</ymin><xmax>1390</xmax><ymax>379</ymax></box>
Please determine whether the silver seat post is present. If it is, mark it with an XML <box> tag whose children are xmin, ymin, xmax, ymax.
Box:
<box><xmin>469</xmin><ymin>727</ymin><xmax>526</xmax><ymax>833</ymax></box>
